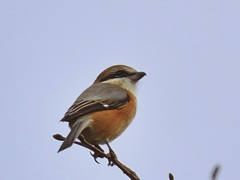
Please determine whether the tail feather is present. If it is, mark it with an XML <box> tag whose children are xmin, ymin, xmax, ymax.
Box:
<box><xmin>58</xmin><ymin>120</ymin><xmax>90</xmax><ymax>153</ymax></box>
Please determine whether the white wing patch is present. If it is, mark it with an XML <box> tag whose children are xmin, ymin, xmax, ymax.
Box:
<box><xmin>102</xmin><ymin>103</ymin><xmax>109</xmax><ymax>108</ymax></box>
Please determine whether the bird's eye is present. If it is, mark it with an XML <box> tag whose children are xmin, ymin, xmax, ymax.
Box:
<box><xmin>115</xmin><ymin>70</ymin><xmax>128</xmax><ymax>78</ymax></box>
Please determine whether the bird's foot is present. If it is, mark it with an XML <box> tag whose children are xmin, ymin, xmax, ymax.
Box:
<box><xmin>106</xmin><ymin>142</ymin><xmax>118</xmax><ymax>166</ymax></box>
<box><xmin>90</xmin><ymin>144</ymin><xmax>105</xmax><ymax>164</ymax></box>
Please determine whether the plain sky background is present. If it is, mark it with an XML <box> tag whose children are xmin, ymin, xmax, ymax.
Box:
<box><xmin>0</xmin><ymin>0</ymin><xmax>239</xmax><ymax>180</ymax></box>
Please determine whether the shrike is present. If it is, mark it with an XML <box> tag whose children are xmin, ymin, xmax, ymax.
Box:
<box><xmin>58</xmin><ymin>65</ymin><xmax>146</xmax><ymax>153</ymax></box>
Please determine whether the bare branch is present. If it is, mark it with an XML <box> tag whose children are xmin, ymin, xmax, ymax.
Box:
<box><xmin>211</xmin><ymin>165</ymin><xmax>221</xmax><ymax>180</ymax></box>
<box><xmin>169</xmin><ymin>173</ymin><xmax>174</xmax><ymax>180</ymax></box>
<box><xmin>53</xmin><ymin>134</ymin><xmax>140</xmax><ymax>180</ymax></box>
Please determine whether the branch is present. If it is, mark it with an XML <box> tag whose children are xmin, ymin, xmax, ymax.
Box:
<box><xmin>53</xmin><ymin>134</ymin><xmax>140</xmax><ymax>180</ymax></box>
<box><xmin>211</xmin><ymin>165</ymin><xmax>221</xmax><ymax>180</ymax></box>
<box><xmin>169</xmin><ymin>173</ymin><xmax>174</xmax><ymax>180</ymax></box>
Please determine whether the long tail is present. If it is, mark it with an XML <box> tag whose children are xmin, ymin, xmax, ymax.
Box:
<box><xmin>58</xmin><ymin>120</ymin><xmax>90</xmax><ymax>153</ymax></box>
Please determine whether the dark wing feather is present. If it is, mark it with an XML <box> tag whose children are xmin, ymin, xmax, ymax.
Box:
<box><xmin>61</xmin><ymin>98</ymin><xmax>128</xmax><ymax>122</ymax></box>
<box><xmin>60</xmin><ymin>83</ymin><xmax>129</xmax><ymax>122</ymax></box>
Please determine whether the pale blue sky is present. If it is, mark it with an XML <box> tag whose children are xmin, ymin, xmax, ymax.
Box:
<box><xmin>0</xmin><ymin>1</ymin><xmax>239</xmax><ymax>179</ymax></box>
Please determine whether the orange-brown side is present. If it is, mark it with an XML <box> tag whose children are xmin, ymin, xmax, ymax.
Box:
<box><xmin>81</xmin><ymin>92</ymin><xmax>137</xmax><ymax>144</ymax></box>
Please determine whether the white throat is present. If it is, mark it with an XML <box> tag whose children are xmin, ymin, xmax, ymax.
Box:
<box><xmin>102</xmin><ymin>78</ymin><xmax>137</xmax><ymax>95</ymax></box>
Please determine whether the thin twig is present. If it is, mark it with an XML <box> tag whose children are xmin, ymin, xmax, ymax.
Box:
<box><xmin>211</xmin><ymin>165</ymin><xmax>221</xmax><ymax>180</ymax></box>
<box><xmin>169</xmin><ymin>173</ymin><xmax>174</xmax><ymax>180</ymax></box>
<box><xmin>53</xmin><ymin>134</ymin><xmax>140</xmax><ymax>180</ymax></box>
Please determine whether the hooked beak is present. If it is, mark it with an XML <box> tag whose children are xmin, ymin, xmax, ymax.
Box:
<box><xmin>129</xmin><ymin>71</ymin><xmax>146</xmax><ymax>83</ymax></box>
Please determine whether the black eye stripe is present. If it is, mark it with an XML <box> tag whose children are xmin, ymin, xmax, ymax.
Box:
<box><xmin>115</xmin><ymin>70</ymin><xmax>129</xmax><ymax>77</ymax></box>
<box><xmin>99</xmin><ymin>71</ymin><xmax>135</xmax><ymax>82</ymax></box>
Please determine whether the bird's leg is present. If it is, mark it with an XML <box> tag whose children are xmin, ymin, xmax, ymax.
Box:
<box><xmin>106</xmin><ymin>142</ymin><xmax>117</xmax><ymax>166</ymax></box>
<box><xmin>90</xmin><ymin>144</ymin><xmax>105</xmax><ymax>164</ymax></box>
<box><xmin>78</xmin><ymin>135</ymin><xmax>104</xmax><ymax>164</ymax></box>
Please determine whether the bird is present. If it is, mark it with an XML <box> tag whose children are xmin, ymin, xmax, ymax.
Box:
<box><xmin>58</xmin><ymin>64</ymin><xmax>146</xmax><ymax>154</ymax></box>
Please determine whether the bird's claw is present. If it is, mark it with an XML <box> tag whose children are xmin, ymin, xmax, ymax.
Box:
<box><xmin>108</xmin><ymin>159</ymin><xmax>115</xmax><ymax>166</ymax></box>
<box><xmin>107</xmin><ymin>149</ymin><xmax>117</xmax><ymax>166</ymax></box>
<box><xmin>90</xmin><ymin>151</ymin><xmax>104</xmax><ymax>164</ymax></box>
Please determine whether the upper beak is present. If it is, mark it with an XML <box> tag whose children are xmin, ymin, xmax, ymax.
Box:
<box><xmin>129</xmin><ymin>71</ymin><xmax>146</xmax><ymax>82</ymax></box>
